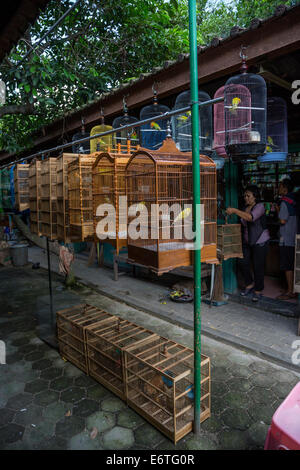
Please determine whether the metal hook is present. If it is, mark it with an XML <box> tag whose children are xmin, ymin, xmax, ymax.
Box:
<box><xmin>240</xmin><ymin>45</ymin><xmax>248</xmax><ymax>61</ymax></box>
<box><xmin>152</xmin><ymin>83</ymin><xmax>158</xmax><ymax>96</ymax></box>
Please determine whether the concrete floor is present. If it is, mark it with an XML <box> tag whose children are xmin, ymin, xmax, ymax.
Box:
<box><xmin>0</xmin><ymin>265</ymin><xmax>300</xmax><ymax>450</ymax></box>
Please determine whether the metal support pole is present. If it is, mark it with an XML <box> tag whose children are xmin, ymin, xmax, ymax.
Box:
<box><xmin>46</xmin><ymin>237</ymin><xmax>54</xmax><ymax>330</ymax></box>
<box><xmin>188</xmin><ymin>0</ymin><xmax>202</xmax><ymax>435</ymax></box>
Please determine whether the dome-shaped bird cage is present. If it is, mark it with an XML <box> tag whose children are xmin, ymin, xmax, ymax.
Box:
<box><xmin>72</xmin><ymin>120</ymin><xmax>90</xmax><ymax>154</ymax></box>
<box><xmin>140</xmin><ymin>89</ymin><xmax>170</xmax><ymax>150</ymax></box>
<box><xmin>90</xmin><ymin>112</ymin><xmax>114</xmax><ymax>153</ymax></box>
<box><xmin>92</xmin><ymin>151</ymin><xmax>131</xmax><ymax>254</ymax></box>
<box><xmin>112</xmin><ymin>99</ymin><xmax>140</xmax><ymax>153</ymax></box>
<box><xmin>213</xmin><ymin>86</ymin><xmax>227</xmax><ymax>158</ymax></box>
<box><xmin>258</xmin><ymin>97</ymin><xmax>288</xmax><ymax>163</ymax></box>
<box><xmin>126</xmin><ymin>137</ymin><xmax>217</xmax><ymax>274</ymax></box>
<box><xmin>172</xmin><ymin>90</ymin><xmax>212</xmax><ymax>154</ymax></box>
<box><xmin>224</xmin><ymin>60</ymin><xmax>267</xmax><ymax>161</ymax></box>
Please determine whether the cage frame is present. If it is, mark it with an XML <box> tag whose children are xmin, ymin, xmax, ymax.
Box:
<box><xmin>125</xmin><ymin>137</ymin><xmax>218</xmax><ymax>274</ymax></box>
<box><xmin>124</xmin><ymin>335</ymin><xmax>211</xmax><ymax>444</ymax></box>
<box><xmin>40</xmin><ymin>157</ymin><xmax>58</xmax><ymax>240</ymax></box>
<box><xmin>29</xmin><ymin>160</ymin><xmax>42</xmax><ymax>236</ymax></box>
<box><xmin>14</xmin><ymin>163</ymin><xmax>30</xmax><ymax>212</ymax></box>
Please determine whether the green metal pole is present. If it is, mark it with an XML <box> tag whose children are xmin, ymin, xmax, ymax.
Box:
<box><xmin>188</xmin><ymin>0</ymin><xmax>202</xmax><ymax>435</ymax></box>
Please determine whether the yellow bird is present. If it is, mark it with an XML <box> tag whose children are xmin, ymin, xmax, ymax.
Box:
<box><xmin>172</xmin><ymin>207</ymin><xmax>192</xmax><ymax>225</ymax></box>
<box><xmin>229</xmin><ymin>97</ymin><xmax>241</xmax><ymax>114</ymax></box>
<box><xmin>150</xmin><ymin>121</ymin><xmax>161</xmax><ymax>131</ymax></box>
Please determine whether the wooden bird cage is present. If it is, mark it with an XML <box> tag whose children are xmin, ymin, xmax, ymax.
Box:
<box><xmin>56</xmin><ymin>153</ymin><xmax>79</xmax><ymax>242</ymax></box>
<box><xmin>68</xmin><ymin>155</ymin><xmax>95</xmax><ymax>241</ymax></box>
<box><xmin>56</xmin><ymin>304</ymin><xmax>115</xmax><ymax>374</ymax></box>
<box><xmin>125</xmin><ymin>138</ymin><xmax>217</xmax><ymax>274</ymax></box>
<box><xmin>14</xmin><ymin>164</ymin><xmax>29</xmax><ymax>212</ymax></box>
<box><xmin>124</xmin><ymin>335</ymin><xmax>211</xmax><ymax>444</ymax></box>
<box><xmin>217</xmin><ymin>223</ymin><xmax>243</xmax><ymax>260</ymax></box>
<box><xmin>40</xmin><ymin>158</ymin><xmax>58</xmax><ymax>240</ymax></box>
<box><xmin>92</xmin><ymin>150</ymin><xmax>131</xmax><ymax>254</ymax></box>
<box><xmin>294</xmin><ymin>235</ymin><xmax>300</xmax><ymax>293</ymax></box>
<box><xmin>29</xmin><ymin>160</ymin><xmax>42</xmax><ymax>235</ymax></box>
<box><xmin>86</xmin><ymin>317</ymin><xmax>157</xmax><ymax>400</ymax></box>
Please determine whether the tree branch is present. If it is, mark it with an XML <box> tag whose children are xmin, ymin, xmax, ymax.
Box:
<box><xmin>0</xmin><ymin>102</ymin><xmax>37</xmax><ymax>118</ymax></box>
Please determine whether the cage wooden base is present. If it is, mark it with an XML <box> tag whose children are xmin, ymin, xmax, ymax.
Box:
<box><xmin>56</xmin><ymin>304</ymin><xmax>115</xmax><ymax>374</ymax></box>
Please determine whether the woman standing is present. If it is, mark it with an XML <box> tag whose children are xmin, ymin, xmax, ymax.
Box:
<box><xmin>226</xmin><ymin>185</ymin><xmax>270</xmax><ymax>302</ymax></box>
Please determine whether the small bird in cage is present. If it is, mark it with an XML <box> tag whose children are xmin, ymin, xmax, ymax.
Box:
<box><xmin>229</xmin><ymin>97</ymin><xmax>241</xmax><ymax>114</ymax></box>
<box><xmin>150</xmin><ymin>121</ymin><xmax>162</xmax><ymax>131</ymax></box>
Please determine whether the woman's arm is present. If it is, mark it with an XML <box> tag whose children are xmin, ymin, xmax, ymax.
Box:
<box><xmin>226</xmin><ymin>207</ymin><xmax>253</xmax><ymax>222</ymax></box>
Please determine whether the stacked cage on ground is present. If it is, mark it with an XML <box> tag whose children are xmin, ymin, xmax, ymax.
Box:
<box><xmin>0</xmin><ymin>168</ymin><xmax>12</xmax><ymax>211</ymax></box>
<box><xmin>68</xmin><ymin>154</ymin><xmax>95</xmax><ymax>241</ymax></box>
<box><xmin>86</xmin><ymin>316</ymin><xmax>157</xmax><ymax>400</ymax></box>
<box><xmin>124</xmin><ymin>334</ymin><xmax>211</xmax><ymax>443</ymax></box>
<box><xmin>172</xmin><ymin>90</ymin><xmax>213</xmax><ymax>154</ymax></box>
<box><xmin>224</xmin><ymin>72</ymin><xmax>267</xmax><ymax>161</ymax></box>
<box><xmin>40</xmin><ymin>158</ymin><xmax>58</xmax><ymax>240</ymax></box>
<box><xmin>125</xmin><ymin>137</ymin><xmax>217</xmax><ymax>274</ymax></box>
<box><xmin>112</xmin><ymin>112</ymin><xmax>140</xmax><ymax>153</ymax></box>
<box><xmin>29</xmin><ymin>160</ymin><xmax>42</xmax><ymax>235</ymax></box>
<box><xmin>56</xmin><ymin>304</ymin><xmax>115</xmax><ymax>374</ymax></box>
<box><xmin>14</xmin><ymin>164</ymin><xmax>30</xmax><ymax>212</ymax></box>
<box><xmin>56</xmin><ymin>153</ymin><xmax>79</xmax><ymax>242</ymax></box>
<box><xmin>140</xmin><ymin>95</ymin><xmax>170</xmax><ymax>151</ymax></box>
<box><xmin>92</xmin><ymin>151</ymin><xmax>131</xmax><ymax>254</ymax></box>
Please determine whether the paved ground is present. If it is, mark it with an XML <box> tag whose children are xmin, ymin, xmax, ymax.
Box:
<box><xmin>0</xmin><ymin>265</ymin><xmax>300</xmax><ymax>450</ymax></box>
<box><xmin>29</xmin><ymin>246</ymin><xmax>300</xmax><ymax>368</ymax></box>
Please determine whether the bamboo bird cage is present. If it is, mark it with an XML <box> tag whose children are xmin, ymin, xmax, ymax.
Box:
<box><xmin>124</xmin><ymin>335</ymin><xmax>211</xmax><ymax>444</ymax></box>
<box><xmin>125</xmin><ymin>138</ymin><xmax>217</xmax><ymax>274</ymax></box>
<box><xmin>40</xmin><ymin>158</ymin><xmax>58</xmax><ymax>240</ymax></box>
<box><xmin>86</xmin><ymin>317</ymin><xmax>157</xmax><ymax>400</ymax></box>
<box><xmin>14</xmin><ymin>164</ymin><xmax>30</xmax><ymax>212</ymax></box>
<box><xmin>56</xmin><ymin>153</ymin><xmax>79</xmax><ymax>242</ymax></box>
<box><xmin>92</xmin><ymin>149</ymin><xmax>132</xmax><ymax>254</ymax></box>
<box><xmin>217</xmin><ymin>223</ymin><xmax>243</xmax><ymax>260</ymax></box>
<box><xmin>29</xmin><ymin>160</ymin><xmax>42</xmax><ymax>235</ymax></box>
<box><xmin>68</xmin><ymin>154</ymin><xmax>95</xmax><ymax>241</ymax></box>
<box><xmin>56</xmin><ymin>304</ymin><xmax>115</xmax><ymax>374</ymax></box>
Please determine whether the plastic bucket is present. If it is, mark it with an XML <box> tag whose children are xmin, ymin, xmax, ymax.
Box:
<box><xmin>10</xmin><ymin>244</ymin><xmax>28</xmax><ymax>266</ymax></box>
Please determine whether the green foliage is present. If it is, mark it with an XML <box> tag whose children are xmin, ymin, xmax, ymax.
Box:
<box><xmin>0</xmin><ymin>0</ymin><xmax>297</xmax><ymax>154</ymax></box>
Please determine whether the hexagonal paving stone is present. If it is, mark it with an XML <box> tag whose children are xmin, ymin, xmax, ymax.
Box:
<box><xmin>61</xmin><ymin>387</ymin><xmax>86</xmax><ymax>403</ymax></box>
<box><xmin>32</xmin><ymin>359</ymin><xmax>53</xmax><ymax>371</ymax></box>
<box><xmin>272</xmin><ymin>370</ymin><xmax>299</xmax><ymax>384</ymax></box>
<box><xmin>249</xmin><ymin>361</ymin><xmax>276</xmax><ymax>374</ymax></box>
<box><xmin>101</xmin><ymin>397</ymin><xmax>126</xmax><ymax>413</ymax></box>
<box><xmin>40</xmin><ymin>367</ymin><xmax>62</xmax><ymax>381</ymax></box>
<box><xmin>247</xmin><ymin>403</ymin><xmax>276</xmax><ymax>425</ymax></box>
<box><xmin>0</xmin><ymin>423</ymin><xmax>25</xmax><ymax>445</ymax></box>
<box><xmin>43</xmin><ymin>401</ymin><xmax>73</xmax><ymax>423</ymax></box>
<box><xmin>0</xmin><ymin>408</ymin><xmax>15</xmax><ymax>426</ymax></box>
<box><xmin>103</xmin><ymin>426</ymin><xmax>134</xmax><ymax>450</ymax></box>
<box><xmin>73</xmin><ymin>399</ymin><xmax>99</xmax><ymax>418</ymax></box>
<box><xmin>25</xmin><ymin>351</ymin><xmax>43</xmax><ymax>362</ymax></box>
<box><xmin>226</xmin><ymin>377</ymin><xmax>253</xmax><ymax>393</ymax></box>
<box><xmin>219</xmin><ymin>430</ymin><xmax>249</xmax><ymax>450</ymax></box>
<box><xmin>87</xmin><ymin>384</ymin><xmax>111</xmax><ymax>401</ymax></box>
<box><xmin>211</xmin><ymin>367</ymin><xmax>232</xmax><ymax>383</ymax></box>
<box><xmin>246</xmin><ymin>422</ymin><xmax>269</xmax><ymax>449</ymax></box>
<box><xmin>14</xmin><ymin>404</ymin><xmax>43</xmax><ymax>426</ymax></box>
<box><xmin>24</xmin><ymin>379</ymin><xmax>49</xmax><ymax>394</ymax></box>
<box><xmin>74</xmin><ymin>375</ymin><xmax>96</xmax><ymax>388</ymax></box>
<box><xmin>52</xmin><ymin>357</ymin><xmax>68</xmax><ymax>369</ymax></box>
<box><xmin>230</xmin><ymin>365</ymin><xmax>253</xmax><ymax>379</ymax></box>
<box><xmin>11</xmin><ymin>337</ymin><xmax>29</xmax><ymax>347</ymax></box>
<box><xmin>86</xmin><ymin>411</ymin><xmax>116</xmax><ymax>433</ymax></box>
<box><xmin>50</xmin><ymin>376</ymin><xmax>74</xmax><ymax>392</ymax></box>
<box><xmin>250</xmin><ymin>373</ymin><xmax>276</xmax><ymax>388</ymax></box>
<box><xmin>184</xmin><ymin>434</ymin><xmax>218</xmax><ymax>450</ymax></box>
<box><xmin>34</xmin><ymin>390</ymin><xmax>59</xmax><ymax>407</ymax></box>
<box><xmin>18</xmin><ymin>344</ymin><xmax>38</xmax><ymax>355</ymax></box>
<box><xmin>221</xmin><ymin>408</ymin><xmax>252</xmax><ymax>431</ymax></box>
<box><xmin>271</xmin><ymin>381</ymin><xmax>295</xmax><ymax>400</ymax></box>
<box><xmin>249</xmin><ymin>386</ymin><xmax>276</xmax><ymax>405</ymax></box>
<box><xmin>222</xmin><ymin>391</ymin><xmax>252</xmax><ymax>410</ymax></box>
<box><xmin>201</xmin><ymin>415</ymin><xmax>223</xmax><ymax>434</ymax></box>
<box><xmin>56</xmin><ymin>416</ymin><xmax>85</xmax><ymax>439</ymax></box>
<box><xmin>0</xmin><ymin>382</ymin><xmax>26</xmax><ymax>407</ymax></box>
<box><xmin>36</xmin><ymin>436</ymin><xmax>68</xmax><ymax>450</ymax></box>
<box><xmin>5</xmin><ymin>393</ymin><xmax>33</xmax><ymax>410</ymax></box>
<box><xmin>117</xmin><ymin>408</ymin><xmax>145</xmax><ymax>429</ymax></box>
<box><xmin>134</xmin><ymin>423</ymin><xmax>165</xmax><ymax>448</ymax></box>
<box><xmin>63</xmin><ymin>363</ymin><xmax>84</xmax><ymax>378</ymax></box>
<box><xmin>68</xmin><ymin>430</ymin><xmax>103</xmax><ymax>450</ymax></box>
<box><xmin>6</xmin><ymin>352</ymin><xmax>23</xmax><ymax>364</ymax></box>
<box><xmin>211</xmin><ymin>381</ymin><xmax>230</xmax><ymax>397</ymax></box>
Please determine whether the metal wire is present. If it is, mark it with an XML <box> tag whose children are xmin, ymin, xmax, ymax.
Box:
<box><xmin>0</xmin><ymin>96</ymin><xmax>224</xmax><ymax>170</ymax></box>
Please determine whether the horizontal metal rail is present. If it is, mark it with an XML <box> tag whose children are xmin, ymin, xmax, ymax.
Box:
<box><xmin>0</xmin><ymin>96</ymin><xmax>224</xmax><ymax>170</ymax></box>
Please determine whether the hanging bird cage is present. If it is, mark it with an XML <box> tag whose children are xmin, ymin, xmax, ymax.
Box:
<box><xmin>92</xmin><ymin>151</ymin><xmax>131</xmax><ymax>254</ymax></box>
<box><xmin>112</xmin><ymin>114</ymin><xmax>140</xmax><ymax>153</ymax></box>
<box><xmin>56</xmin><ymin>153</ymin><xmax>79</xmax><ymax>242</ymax></box>
<box><xmin>125</xmin><ymin>138</ymin><xmax>217</xmax><ymax>274</ymax></box>
<box><xmin>258</xmin><ymin>97</ymin><xmax>288</xmax><ymax>163</ymax></box>
<box><xmin>213</xmin><ymin>86</ymin><xmax>228</xmax><ymax>158</ymax></box>
<box><xmin>224</xmin><ymin>72</ymin><xmax>267</xmax><ymax>161</ymax></box>
<box><xmin>68</xmin><ymin>154</ymin><xmax>95</xmax><ymax>241</ymax></box>
<box><xmin>72</xmin><ymin>129</ymin><xmax>90</xmax><ymax>154</ymax></box>
<box><xmin>140</xmin><ymin>92</ymin><xmax>170</xmax><ymax>150</ymax></box>
<box><xmin>124</xmin><ymin>334</ymin><xmax>211</xmax><ymax>444</ymax></box>
<box><xmin>13</xmin><ymin>164</ymin><xmax>30</xmax><ymax>212</ymax></box>
<box><xmin>172</xmin><ymin>90</ymin><xmax>213</xmax><ymax>154</ymax></box>
<box><xmin>29</xmin><ymin>160</ymin><xmax>42</xmax><ymax>235</ymax></box>
<box><xmin>90</xmin><ymin>113</ymin><xmax>115</xmax><ymax>154</ymax></box>
<box><xmin>40</xmin><ymin>158</ymin><xmax>58</xmax><ymax>240</ymax></box>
